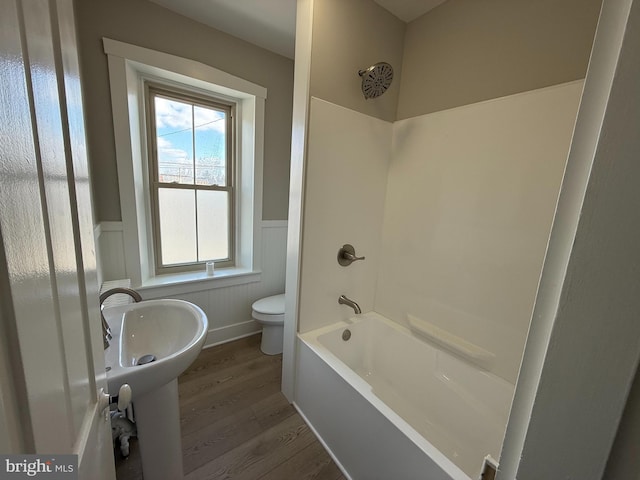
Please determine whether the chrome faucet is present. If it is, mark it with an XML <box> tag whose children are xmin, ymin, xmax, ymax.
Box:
<box><xmin>338</xmin><ymin>295</ymin><xmax>361</xmax><ymax>315</ymax></box>
<box><xmin>99</xmin><ymin>287</ymin><xmax>142</xmax><ymax>349</ymax></box>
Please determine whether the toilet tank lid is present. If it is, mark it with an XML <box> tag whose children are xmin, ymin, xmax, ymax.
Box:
<box><xmin>252</xmin><ymin>294</ymin><xmax>285</xmax><ymax>315</ymax></box>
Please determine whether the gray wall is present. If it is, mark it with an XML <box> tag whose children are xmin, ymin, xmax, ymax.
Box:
<box><xmin>397</xmin><ymin>0</ymin><xmax>603</xmax><ymax>119</ymax></box>
<box><xmin>605</xmin><ymin>366</ymin><xmax>640</xmax><ymax>480</ymax></box>
<box><xmin>75</xmin><ymin>0</ymin><xmax>294</xmax><ymax>222</ymax></box>
<box><xmin>309</xmin><ymin>0</ymin><xmax>406</xmax><ymax>122</ymax></box>
<box><xmin>306</xmin><ymin>0</ymin><xmax>601</xmax><ymax>122</ymax></box>
<box><xmin>76</xmin><ymin>0</ymin><xmax>601</xmax><ymax>220</ymax></box>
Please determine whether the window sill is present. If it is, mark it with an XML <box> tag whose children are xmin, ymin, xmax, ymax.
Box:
<box><xmin>136</xmin><ymin>267</ymin><xmax>261</xmax><ymax>298</ymax></box>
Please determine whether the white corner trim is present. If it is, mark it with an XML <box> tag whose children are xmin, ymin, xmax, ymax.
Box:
<box><xmin>102</xmin><ymin>38</ymin><xmax>267</xmax><ymax>100</ymax></box>
<box><xmin>282</xmin><ymin>0</ymin><xmax>315</xmax><ymax>403</ymax></box>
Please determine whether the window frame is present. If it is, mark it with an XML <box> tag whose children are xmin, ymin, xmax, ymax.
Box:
<box><xmin>145</xmin><ymin>83</ymin><xmax>236</xmax><ymax>273</ymax></box>
<box><xmin>103</xmin><ymin>38</ymin><xmax>265</xmax><ymax>288</ymax></box>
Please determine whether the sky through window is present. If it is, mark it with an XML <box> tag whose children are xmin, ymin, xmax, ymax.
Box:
<box><xmin>154</xmin><ymin>96</ymin><xmax>227</xmax><ymax>186</ymax></box>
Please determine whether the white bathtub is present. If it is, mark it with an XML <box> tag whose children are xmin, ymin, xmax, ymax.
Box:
<box><xmin>295</xmin><ymin>312</ymin><xmax>515</xmax><ymax>480</ymax></box>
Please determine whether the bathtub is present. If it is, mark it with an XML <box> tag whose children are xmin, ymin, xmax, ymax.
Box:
<box><xmin>295</xmin><ymin>312</ymin><xmax>515</xmax><ymax>480</ymax></box>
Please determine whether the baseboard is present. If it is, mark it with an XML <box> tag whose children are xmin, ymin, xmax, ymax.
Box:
<box><xmin>203</xmin><ymin>320</ymin><xmax>261</xmax><ymax>348</ymax></box>
<box><xmin>292</xmin><ymin>401</ymin><xmax>353</xmax><ymax>480</ymax></box>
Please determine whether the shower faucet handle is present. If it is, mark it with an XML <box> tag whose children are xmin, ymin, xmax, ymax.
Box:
<box><xmin>343</xmin><ymin>250</ymin><xmax>365</xmax><ymax>262</ymax></box>
<box><xmin>338</xmin><ymin>244</ymin><xmax>365</xmax><ymax>266</ymax></box>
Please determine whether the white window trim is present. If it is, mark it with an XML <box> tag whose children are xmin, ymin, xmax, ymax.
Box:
<box><xmin>103</xmin><ymin>38</ymin><xmax>265</xmax><ymax>288</ymax></box>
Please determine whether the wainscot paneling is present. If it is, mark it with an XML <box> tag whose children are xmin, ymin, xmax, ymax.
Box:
<box><xmin>94</xmin><ymin>221</ymin><xmax>127</xmax><ymax>285</ymax></box>
<box><xmin>95</xmin><ymin>220</ymin><xmax>288</xmax><ymax>347</ymax></box>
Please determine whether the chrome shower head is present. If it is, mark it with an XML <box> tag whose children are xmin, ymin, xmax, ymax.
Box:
<box><xmin>358</xmin><ymin>62</ymin><xmax>394</xmax><ymax>100</ymax></box>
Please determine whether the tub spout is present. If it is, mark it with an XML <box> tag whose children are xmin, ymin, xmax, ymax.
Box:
<box><xmin>338</xmin><ymin>295</ymin><xmax>361</xmax><ymax>315</ymax></box>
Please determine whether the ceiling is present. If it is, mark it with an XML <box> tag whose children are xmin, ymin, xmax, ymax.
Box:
<box><xmin>373</xmin><ymin>0</ymin><xmax>448</xmax><ymax>22</ymax></box>
<box><xmin>149</xmin><ymin>0</ymin><xmax>448</xmax><ymax>59</ymax></box>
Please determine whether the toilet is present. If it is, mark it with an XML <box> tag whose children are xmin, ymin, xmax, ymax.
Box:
<box><xmin>251</xmin><ymin>294</ymin><xmax>285</xmax><ymax>355</ymax></box>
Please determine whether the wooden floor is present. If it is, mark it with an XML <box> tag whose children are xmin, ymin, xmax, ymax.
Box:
<box><xmin>115</xmin><ymin>334</ymin><xmax>346</xmax><ymax>480</ymax></box>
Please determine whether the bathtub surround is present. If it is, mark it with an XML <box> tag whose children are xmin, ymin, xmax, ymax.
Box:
<box><xmin>377</xmin><ymin>81</ymin><xmax>584</xmax><ymax>384</ymax></box>
<box><xmin>293</xmin><ymin>82</ymin><xmax>582</xmax><ymax>477</ymax></box>
<box><xmin>298</xmin><ymin>98</ymin><xmax>392</xmax><ymax>332</ymax></box>
<box><xmin>299</xmin><ymin>82</ymin><xmax>582</xmax><ymax>383</ymax></box>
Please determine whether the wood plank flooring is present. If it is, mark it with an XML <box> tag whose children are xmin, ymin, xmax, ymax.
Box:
<box><xmin>115</xmin><ymin>335</ymin><xmax>346</xmax><ymax>480</ymax></box>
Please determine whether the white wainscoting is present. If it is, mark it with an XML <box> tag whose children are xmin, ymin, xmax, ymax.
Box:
<box><xmin>94</xmin><ymin>221</ymin><xmax>127</xmax><ymax>287</ymax></box>
<box><xmin>94</xmin><ymin>220</ymin><xmax>288</xmax><ymax>347</ymax></box>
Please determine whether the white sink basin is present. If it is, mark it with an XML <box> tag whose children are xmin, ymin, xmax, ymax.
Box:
<box><xmin>103</xmin><ymin>299</ymin><xmax>208</xmax><ymax>400</ymax></box>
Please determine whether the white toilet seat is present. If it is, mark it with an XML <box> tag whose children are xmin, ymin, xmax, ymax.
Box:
<box><xmin>252</xmin><ymin>294</ymin><xmax>285</xmax><ymax>320</ymax></box>
<box><xmin>251</xmin><ymin>294</ymin><xmax>285</xmax><ymax>355</ymax></box>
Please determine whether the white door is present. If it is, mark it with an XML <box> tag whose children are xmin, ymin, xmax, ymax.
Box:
<box><xmin>0</xmin><ymin>0</ymin><xmax>115</xmax><ymax>478</ymax></box>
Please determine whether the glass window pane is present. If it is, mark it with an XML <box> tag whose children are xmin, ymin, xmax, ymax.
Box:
<box><xmin>197</xmin><ymin>190</ymin><xmax>229</xmax><ymax>261</ymax></box>
<box><xmin>194</xmin><ymin>105</ymin><xmax>226</xmax><ymax>186</ymax></box>
<box><xmin>158</xmin><ymin>188</ymin><xmax>197</xmax><ymax>265</ymax></box>
<box><xmin>154</xmin><ymin>96</ymin><xmax>194</xmax><ymax>185</ymax></box>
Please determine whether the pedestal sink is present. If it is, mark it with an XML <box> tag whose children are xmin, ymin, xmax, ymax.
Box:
<box><xmin>103</xmin><ymin>299</ymin><xmax>208</xmax><ymax>480</ymax></box>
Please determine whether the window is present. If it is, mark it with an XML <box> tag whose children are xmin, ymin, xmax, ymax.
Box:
<box><xmin>104</xmin><ymin>38</ymin><xmax>265</xmax><ymax>287</ymax></box>
<box><xmin>146</xmin><ymin>85</ymin><xmax>234</xmax><ymax>272</ymax></box>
